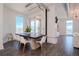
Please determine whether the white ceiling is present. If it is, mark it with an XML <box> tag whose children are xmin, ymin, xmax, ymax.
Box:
<box><xmin>4</xmin><ymin>3</ymin><xmax>79</xmax><ymax>17</ymax></box>
<box><xmin>4</xmin><ymin>3</ymin><xmax>52</xmax><ymax>14</ymax></box>
<box><xmin>5</xmin><ymin>3</ymin><xmax>27</xmax><ymax>14</ymax></box>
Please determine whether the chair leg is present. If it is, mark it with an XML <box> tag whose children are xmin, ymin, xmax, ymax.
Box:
<box><xmin>19</xmin><ymin>41</ymin><xmax>21</xmax><ymax>48</ymax></box>
<box><xmin>40</xmin><ymin>44</ymin><xmax>42</xmax><ymax>56</ymax></box>
<box><xmin>40</xmin><ymin>44</ymin><xmax>42</xmax><ymax>50</ymax></box>
<box><xmin>23</xmin><ymin>44</ymin><xmax>26</xmax><ymax>53</ymax></box>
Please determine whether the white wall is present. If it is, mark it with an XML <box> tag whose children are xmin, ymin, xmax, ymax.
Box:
<box><xmin>55</xmin><ymin>4</ymin><xmax>67</xmax><ymax>19</ymax></box>
<box><xmin>73</xmin><ymin>19</ymin><xmax>79</xmax><ymax>35</ymax></box>
<box><xmin>23</xmin><ymin>16</ymin><xmax>29</xmax><ymax>31</ymax></box>
<box><xmin>47</xmin><ymin>4</ymin><xmax>58</xmax><ymax>44</ymax></box>
<box><xmin>58</xmin><ymin>18</ymin><xmax>66</xmax><ymax>35</ymax></box>
<box><xmin>0</xmin><ymin>4</ymin><xmax>4</xmax><ymax>49</ymax></box>
<box><xmin>55</xmin><ymin>4</ymin><xmax>67</xmax><ymax>35</ymax></box>
<box><xmin>47</xmin><ymin>4</ymin><xmax>67</xmax><ymax>44</ymax></box>
<box><xmin>3</xmin><ymin>5</ymin><xmax>26</xmax><ymax>43</ymax></box>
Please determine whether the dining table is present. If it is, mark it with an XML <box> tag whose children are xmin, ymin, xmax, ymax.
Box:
<box><xmin>16</xmin><ymin>33</ymin><xmax>45</xmax><ymax>40</ymax></box>
<box><xmin>16</xmin><ymin>33</ymin><xmax>45</xmax><ymax>50</ymax></box>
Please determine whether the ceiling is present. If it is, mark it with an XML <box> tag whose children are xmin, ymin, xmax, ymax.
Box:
<box><xmin>4</xmin><ymin>3</ymin><xmax>52</xmax><ymax>14</ymax></box>
<box><xmin>4</xmin><ymin>3</ymin><xmax>79</xmax><ymax>17</ymax></box>
<box><xmin>4</xmin><ymin>3</ymin><xmax>27</xmax><ymax>14</ymax></box>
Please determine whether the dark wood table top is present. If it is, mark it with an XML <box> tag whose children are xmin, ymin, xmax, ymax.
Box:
<box><xmin>16</xmin><ymin>33</ymin><xmax>45</xmax><ymax>40</ymax></box>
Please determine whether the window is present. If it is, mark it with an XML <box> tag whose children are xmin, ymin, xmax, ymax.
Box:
<box><xmin>66</xmin><ymin>20</ymin><xmax>73</xmax><ymax>35</ymax></box>
<box><xmin>31</xmin><ymin>19</ymin><xmax>41</xmax><ymax>33</ymax></box>
<box><xmin>16</xmin><ymin>16</ymin><xmax>23</xmax><ymax>33</ymax></box>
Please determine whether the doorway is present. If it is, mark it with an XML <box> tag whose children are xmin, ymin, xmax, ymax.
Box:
<box><xmin>66</xmin><ymin>20</ymin><xmax>73</xmax><ymax>35</ymax></box>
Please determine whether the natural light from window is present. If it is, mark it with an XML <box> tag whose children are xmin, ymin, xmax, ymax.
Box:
<box><xmin>31</xmin><ymin>19</ymin><xmax>40</xmax><ymax>34</ymax></box>
<box><xmin>66</xmin><ymin>20</ymin><xmax>73</xmax><ymax>35</ymax></box>
<box><xmin>16</xmin><ymin>16</ymin><xmax>23</xmax><ymax>33</ymax></box>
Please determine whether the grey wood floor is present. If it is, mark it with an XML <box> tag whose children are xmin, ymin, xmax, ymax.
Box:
<box><xmin>0</xmin><ymin>35</ymin><xmax>79</xmax><ymax>56</ymax></box>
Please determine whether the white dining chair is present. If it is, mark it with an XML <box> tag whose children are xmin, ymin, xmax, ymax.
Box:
<box><xmin>19</xmin><ymin>36</ymin><xmax>29</xmax><ymax>52</ymax></box>
<box><xmin>12</xmin><ymin>33</ymin><xmax>29</xmax><ymax>52</ymax></box>
<box><xmin>36</xmin><ymin>36</ymin><xmax>46</xmax><ymax>48</ymax></box>
<box><xmin>29</xmin><ymin>39</ymin><xmax>40</xmax><ymax>50</ymax></box>
<box><xmin>7</xmin><ymin>33</ymin><xmax>13</xmax><ymax>41</ymax></box>
<box><xmin>12</xmin><ymin>33</ymin><xmax>22</xmax><ymax>48</ymax></box>
<box><xmin>12</xmin><ymin>33</ymin><xmax>20</xmax><ymax>41</ymax></box>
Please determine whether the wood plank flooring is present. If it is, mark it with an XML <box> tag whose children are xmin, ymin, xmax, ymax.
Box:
<box><xmin>0</xmin><ymin>35</ymin><xmax>79</xmax><ymax>56</ymax></box>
